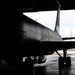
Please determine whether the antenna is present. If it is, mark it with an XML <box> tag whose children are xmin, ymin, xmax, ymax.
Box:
<box><xmin>56</xmin><ymin>0</ymin><xmax>61</xmax><ymax>7</ymax></box>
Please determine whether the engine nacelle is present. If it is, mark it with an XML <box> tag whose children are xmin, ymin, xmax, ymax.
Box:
<box><xmin>34</xmin><ymin>55</ymin><xmax>46</xmax><ymax>64</ymax></box>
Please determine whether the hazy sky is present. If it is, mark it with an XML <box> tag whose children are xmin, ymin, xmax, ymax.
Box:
<box><xmin>24</xmin><ymin>10</ymin><xmax>75</xmax><ymax>40</ymax></box>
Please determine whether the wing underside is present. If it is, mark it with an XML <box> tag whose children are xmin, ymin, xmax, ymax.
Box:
<box><xmin>22</xmin><ymin>41</ymin><xmax>75</xmax><ymax>56</ymax></box>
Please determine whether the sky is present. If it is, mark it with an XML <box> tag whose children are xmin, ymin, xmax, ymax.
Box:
<box><xmin>23</xmin><ymin>10</ymin><xmax>75</xmax><ymax>41</ymax></box>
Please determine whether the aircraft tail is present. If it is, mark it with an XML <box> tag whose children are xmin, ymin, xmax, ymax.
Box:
<box><xmin>54</xmin><ymin>1</ymin><xmax>61</xmax><ymax>34</ymax></box>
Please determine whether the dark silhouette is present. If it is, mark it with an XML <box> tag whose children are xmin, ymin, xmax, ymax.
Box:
<box><xmin>24</xmin><ymin>57</ymin><xmax>34</xmax><ymax>75</ymax></box>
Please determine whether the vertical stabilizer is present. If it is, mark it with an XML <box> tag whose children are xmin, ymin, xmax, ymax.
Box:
<box><xmin>54</xmin><ymin>1</ymin><xmax>61</xmax><ymax>34</ymax></box>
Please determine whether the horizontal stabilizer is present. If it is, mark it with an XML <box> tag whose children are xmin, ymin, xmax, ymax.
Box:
<box><xmin>62</xmin><ymin>37</ymin><xmax>75</xmax><ymax>40</ymax></box>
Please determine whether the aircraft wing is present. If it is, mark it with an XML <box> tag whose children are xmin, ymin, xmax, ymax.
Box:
<box><xmin>41</xmin><ymin>41</ymin><xmax>75</xmax><ymax>51</ymax></box>
<box><xmin>23</xmin><ymin>41</ymin><xmax>75</xmax><ymax>56</ymax></box>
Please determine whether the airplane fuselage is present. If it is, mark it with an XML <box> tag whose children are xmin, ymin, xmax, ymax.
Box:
<box><xmin>0</xmin><ymin>7</ymin><xmax>62</xmax><ymax>59</ymax></box>
<box><xmin>18</xmin><ymin>14</ymin><xmax>62</xmax><ymax>42</ymax></box>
